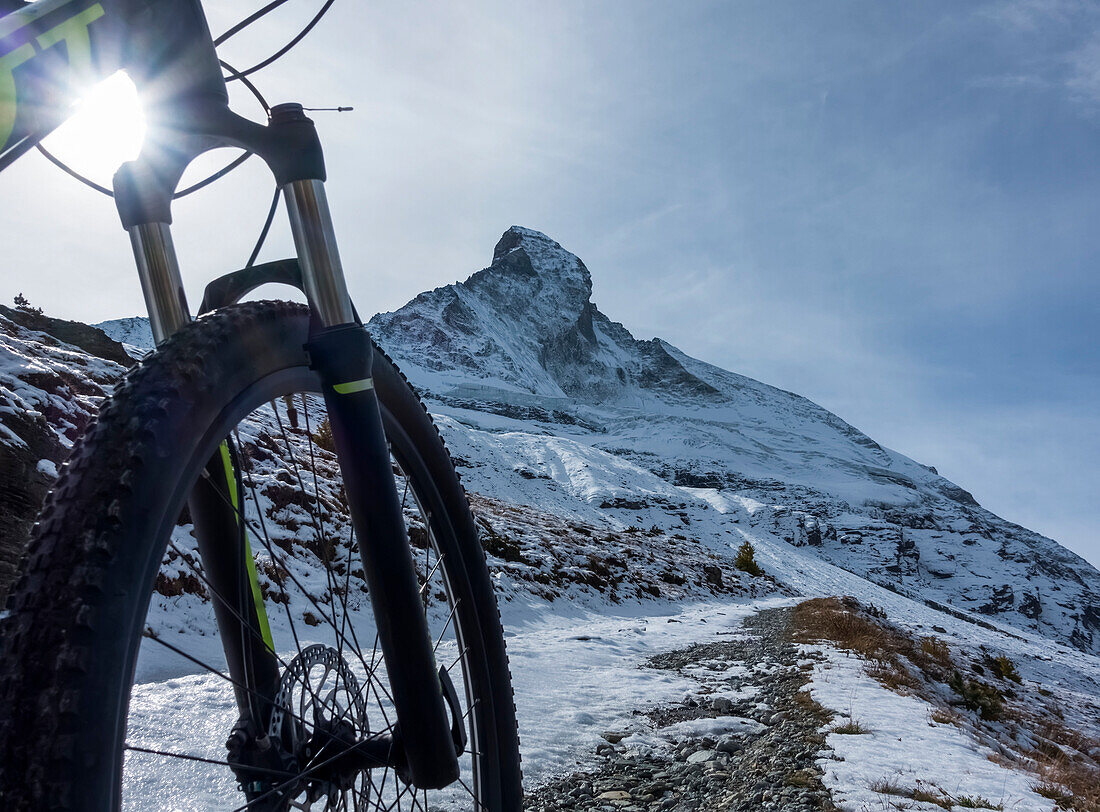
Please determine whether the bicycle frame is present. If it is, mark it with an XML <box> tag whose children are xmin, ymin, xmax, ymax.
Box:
<box><xmin>2</xmin><ymin>0</ymin><xmax>461</xmax><ymax>792</ymax></box>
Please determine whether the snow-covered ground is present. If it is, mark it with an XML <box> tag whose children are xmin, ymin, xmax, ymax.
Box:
<box><xmin>3</xmin><ymin>225</ymin><xmax>1098</xmax><ymax>808</ymax></box>
<box><xmin>123</xmin><ymin>561</ymin><xmax>1098</xmax><ymax>809</ymax></box>
<box><xmin>502</xmin><ymin>597</ymin><xmax>790</xmax><ymax>787</ymax></box>
<box><xmin>124</xmin><ymin>596</ymin><xmax>786</xmax><ymax>809</ymax></box>
<box><xmin>807</xmin><ymin>647</ymin><xmax>1050</xmax><ymax>812</ymax></box>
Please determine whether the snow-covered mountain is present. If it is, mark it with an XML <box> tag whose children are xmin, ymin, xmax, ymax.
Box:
<box><xmin>367</xmin><ymin>226</ymin><xmax>1100</xmax><ymax>653</ymax></box>
<box><xmin>3</xmin><ymin>226</ymin><xmax>1098</xmax><ymax>656</ymax></box>
<box><xmin>94</xmin><ymin>315</ymin><xmax>154</xmax><ymax>356</ymax></box>
<box><xmin>5</xmin><ymin>230</ymin><xmax>1100</xmax><ymax>809</ymax></box>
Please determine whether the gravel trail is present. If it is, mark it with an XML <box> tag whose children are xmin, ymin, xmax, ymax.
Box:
<box><xmin>525</xmin><ymin>606</ymin><xmax>838</xmax><ymax>811</ymax></box>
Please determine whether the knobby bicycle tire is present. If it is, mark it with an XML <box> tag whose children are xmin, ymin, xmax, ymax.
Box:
<box><xmin>0</xmin><ymin>301</ymin><xmax>522</xmax><ymax>811</ymax></box>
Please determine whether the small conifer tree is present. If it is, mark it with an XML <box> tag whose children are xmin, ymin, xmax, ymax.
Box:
<box><xmin>734</xmin><ymin>540</ymin><xmax>763</xmax><ymax>576</ymax></box>
<box><xmin>312</xmin><ymin>417</ymin><xmax>336</xmax><ymax>452</ymax></box>
<box><xmin>13</xmin><ymin>293</ymin><xmax>42</xmax><ymax>315</ymax></box>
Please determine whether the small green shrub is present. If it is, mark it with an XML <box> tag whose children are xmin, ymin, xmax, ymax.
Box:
<box><xmin>311</xmin><ymin>417</ymin><xmax>336</xmax><ymax>453</ymax></box>
<box><xmin>1032</xmin><ymin>781</ymin><xmax>1074</xmax><ymax>807</ymax></box>
<box><xmin>988</xmin><ymin>654</ymin><xmax>1022</xmax><ymax>683</ymax></box>
<box><xmin>13</xmin><ymin>292</ymin><xmax>42</xmax><ymax>315</ymax></box>
<box><xmin>734</xmin><ymin>541</ymin><xmax>763</xmax><ymax>576</ymax></box>
<box><xmin>954</xmin><ymin>794</ymin><xmax>1003</xmax><ymax>810</ymax></box>
<box><xmin>949</xmin><ymin>671</ymin><xmax>1004</xmax><ymax>720</ymax></box>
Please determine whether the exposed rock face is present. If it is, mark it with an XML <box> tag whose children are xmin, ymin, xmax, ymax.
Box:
<box><xmin>0</xmin><ymin>311</ymin><xmax>124</xmax><ymax>598</ymax></box>
<box><xmin>1019</xmin><ymin>592</ymin><xmax>1042</xmax><ymax>620</ymax></box>
<box><xmin>93</xmin><ymin>315</ymin><xmax>154</xmax><ymax>357</ymax></box>
<box><xmin>979</xmin><ymin>584</ymin><xmax>1015</xmax><ymax>616</ymax></box>
<box><xmin>1</xmin><ymin>305</ymin><xmax>132</xmax><ymax>367</ymax></box>
<box><xmin>370</xmin><ymin>226</ymin><xmax>720</xmax><ymax>403</ymax></box>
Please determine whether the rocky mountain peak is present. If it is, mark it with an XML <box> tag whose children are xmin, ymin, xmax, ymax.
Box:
<box><xmin>4</xmin><ymin>228</ymin><xmax>1099</xmax><ymax>654</ymax></box>
<box><xmin>369</xmin><ymin>227</ymin><xmax>718</xmax><ymax>402</ymax></box>
<box><xmin>466</xmin><ymin>226</ymin><xmax>593</xmax><ymax>335</ymax></box>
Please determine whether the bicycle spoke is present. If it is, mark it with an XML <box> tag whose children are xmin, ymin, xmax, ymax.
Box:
<box><xmin>294</xmin><ymin>396</ymin><xmax>346</xmax><ymax>655</ymax></box>
<box><xmin>123</xmin><ymin>744</ymin><xmax>290</xmax><ymax>777</ymax></box>
<box><xmin>232</xmin><ymin>428</ymin><xmax>332</xmax><ymax>724</ymax></box>
<box><xmin>197</xmin><ymin>464</ymin><xmax>371</xmax><ymax>679</ymax></box>
<box><xmin>271</xmin><ymin>398</ymin><xmax>375</xmax><ymax>681</ymax></box>
<box><xmin>229</xmin><ymin>733</ymin><xmax>393</xmax><ymax>812</ymax></box>
<box><xmin>142</xmin><ymin>632</ymin><xmax>332</xmax><ymax>742</ymax></box>
<box><xmin>162</xmin><ymin>537</ymin><xmax>318</xmax><ymax>710</ymax></box>
<box><xmin>434</xmin><ymin>599</ymin><xmax>461</xmax><ymax>653</ymax></box>
<box><xmin>273</xmin><ymin>400</ymin><xmax>343</xmax><ymax>629</ymax></box>
<box><xmin>131</xmin><ymin>389</ymin><xmax>487</xmax><ymax>810</ymax></box>
<box><xmin>299</xmin><ymin>394</ymin><xmax>373</xmax><ymax>699</ymax></box>
<box><xmin>447</xmin><ymin>646</ymin><xmax>470</xmax><ymax>674</ymax></box>
<box><xmin>192</xmin><ymin>459</ymin><xmax>395</xmax><ymax>770</ymax></box>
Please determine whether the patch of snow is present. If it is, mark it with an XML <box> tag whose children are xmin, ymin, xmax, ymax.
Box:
<box><xmin>806</xmin><ymin>646</ymin><xmax>1052</xmax><ymax>811</ymax></box>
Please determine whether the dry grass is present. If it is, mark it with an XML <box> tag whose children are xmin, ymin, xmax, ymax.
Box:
<box><xmin>792</xmin><ymin>597</ymin><xmax>907</xmax><ymax>661</ymax></box>
<box><xmin>785</xmin><ymin>768</ymin><xmax>817</xmax><ymax>787</ymax></box>
<box><xmin>1016</xmin><ymin>716</ymin><xmax>1100</xmax><ymax>810</ymax></box>
<box><xmin>793</xmin><ymin>597</ymin><xmax>1100</xmax><ymax>812</ymax></box>
<box><xmin>793</xmin><ymin>688</ymin><xmax>818</xmax><ymax>709</ymax></box>
<box><xmin>868</xmin><ymin>777</ymin><xmax>951</xmax><ymax>809</ymax></box>
<box><xmin>920</xmin><ymin>636</ymin><xmax>953</xmax><ymax>668</ymax></box>
<box><xmin>929</xmin><ymin>707</ymin><xmax>961</xmax><ymax>726</ymax></box>
<box><xmin>867</xmin><ymin>658</ymin><xmax>920</xmax><ymax>691</ymax></box>
<box><xmin>1030</xmin><ymin>756</ymin><xmax>1100</xmax><ymax>811</ymax></box>
<box><xmin>791</xmin><ymin>597</ymin><xmax>948</xmax><ymax>694</ymax></box>
<box><xmin>833</xmin><ymin>718</ymin><xmax>872</xmax><ymax>734</ymax></box>
<box><xmin>868</xmin><ymin>777</ymin><xmax>1003</xmax><ymax>810</ymax></box>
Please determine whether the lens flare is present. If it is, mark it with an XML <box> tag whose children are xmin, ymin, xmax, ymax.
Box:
<box><xmin>40</xmin><ymin>71</ymin><xmax>145</xmax><ymax>183</ymax></box>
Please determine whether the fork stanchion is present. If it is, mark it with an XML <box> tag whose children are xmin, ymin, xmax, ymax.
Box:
<box><xmin>127</xmin><ymin>221</ymin><xmax>191</xmax><ymax>345</ymax></box>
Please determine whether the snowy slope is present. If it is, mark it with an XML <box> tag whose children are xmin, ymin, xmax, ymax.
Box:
<box><xmin>52</xmin><ymin>227</ymin><xmax>1100</xmax><ymax>653</ymax></box>
<box><xmin>3</xmin><ymin>229</ymin><xmax>1099</xmax><ymax>808</ymax></box>
<box><xmin>0</xmin><ymin>310</ymin><xmax>125</xmax><ymax>590</ymax></box>
<box><xmin>95</xmin><ymin>315</ymin><xmax>154</xmax><ymax>356</ymax></box>
<box><xmin>367</xmin><ymin>226</ymin><xmax>1100</xmax><ymax>653</ymax></box>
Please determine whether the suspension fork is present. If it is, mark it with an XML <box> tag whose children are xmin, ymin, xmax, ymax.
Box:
<box><xmin>285</xmin><ymin>176</ymin><xmax>461</xmax><ymax>789</ymax></box>
<box><xmin>118</xmin><ymin>101</ymin><xmax>460</xmax><ymax>788</ymax></box>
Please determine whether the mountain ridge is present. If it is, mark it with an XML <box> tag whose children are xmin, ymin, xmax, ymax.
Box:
<box><xmin>370</xmin><ymin>226</ymin><xmax>723</xmax><ymax>403</ymax></box>
<box><xmin>19</xmin><ymin>225</ymin><xmax>1099</xmax><ymax>652</ymax></box>
<box><xmin>366</xmin><ymin>226</ymin><xmax>1100</xmax><ymax>652</ymax></box>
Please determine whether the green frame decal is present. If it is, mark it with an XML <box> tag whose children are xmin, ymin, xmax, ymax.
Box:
<box><xmin>333</xmin><ymin>377</ymin><xmax>374</xmax><ymax>395</ymax></box>
<box><xmin>219</xmin><ymin>441</ymin><xmax>275</xmax><ymax>652</ymax></box>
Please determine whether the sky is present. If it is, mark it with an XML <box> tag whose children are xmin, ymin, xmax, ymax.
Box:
<box><xmin>1</xmin><ymin>0</ymin><xmax>1097</xmax><ymax>567</ymax></box>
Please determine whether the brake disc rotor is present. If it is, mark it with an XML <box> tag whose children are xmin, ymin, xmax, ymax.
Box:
<box><xmin>270</xmin><ymin>643</ymin><xmax>371</xmax><ymax>805</ymax></box>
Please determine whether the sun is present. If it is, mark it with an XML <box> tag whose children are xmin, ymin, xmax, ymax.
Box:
<box><xmin>40</xmin><ymin>71</ymin><xmax>145</xmax><ymax>184</ymax></box>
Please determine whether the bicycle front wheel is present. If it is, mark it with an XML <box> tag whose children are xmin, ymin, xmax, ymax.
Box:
<box><xmin>0</xmin><ymin>301</ymin><xmax>521</xmax><ymax>811</ymax></box>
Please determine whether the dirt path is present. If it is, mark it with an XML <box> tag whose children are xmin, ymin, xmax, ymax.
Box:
<box><xmin>524</xmin><ymin>606</ymin><xmax>838</xmax><ymax>811</ymax></box>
